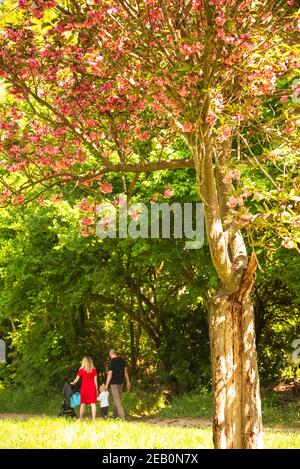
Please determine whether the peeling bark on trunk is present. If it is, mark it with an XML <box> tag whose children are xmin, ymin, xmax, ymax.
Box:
<box><xmin>193</xmin><ymin>131</ymin><xmax>262</xmax><ymax>448</ymax></box>
<box><xmin>209</xmin><ymin>256</ymin><xmax>263</xmax><ymax>448</ymax></box>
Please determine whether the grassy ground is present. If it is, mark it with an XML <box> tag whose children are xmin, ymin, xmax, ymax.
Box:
<box><xmin>0</xmin><ymin>416</ymin><xmax>299</xmax><ymax>449</ymax></box>
<box><xmin>157</xmin><ymin>391</ymin><xmax>300</xmax><ymax>429</ymax></box>
<box><xmin>0</xmin><ymin>387</ymin><xmax>299</xmax><ymax>426</ymax></box>
<box><xmin>0</xmin><ymin>387</ymin><xmax>299</xmax><ymax>448</ymax></box>
<box><xmin>1</xmin><ymin>387</ymin><xmax>299</xmax><ymax>427</ymax></box>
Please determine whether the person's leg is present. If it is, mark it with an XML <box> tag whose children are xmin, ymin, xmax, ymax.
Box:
<box><xmin>111</xmin><ymin>384</ymin><xmax>125</xmax><ymax>419</ymax></box>
<box><xmin>111</xmin><ymin>385</ymin><xmax>118</xmax><ymax>418</ymax></box>
<box><xmin>100</xmin><ymin>406</ymin><xmax>108</xmax><ymax>418</ymax></box>
<box><xmin>119</xmin><ymin>384</ymin><xmax>125</xmax><ymax>419</ymax></box>
<box><xmin>80</xmin><ymin>404</ymin><xmax>85</xmax><ymax>420</ymax></box>
<box><xmin>91</xmin><ymin>403</ymin><xmax>96</xmax><ymax>421</ymax></box>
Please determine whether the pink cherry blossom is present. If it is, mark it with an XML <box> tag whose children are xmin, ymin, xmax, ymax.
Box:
<box><xmin>230</xmin><ymin>170</ymin><xmax>241</xmax><ymax>180</ymax></box>
<box><xmin>14</xmin><ymin>195</ymin><xmax>25</xmax><ymax>205</ymax></box>
<box><xmin>292</xmin><ymin>82</ymin><xmax>300</xmax><ymax>97</ymax></box>
<box><xmin>6</xmin><ymin>163</ymin><xmax>20</xmax><ymax>172</ymax></box>
<box><xmin>219</xmin><ymin>126</ymin><xmax>232</xmax><ymax>141</ymax></box>
<box><xmin>164</xmin><ymin>188</ymin><xmax>174</xmax><ymax>199</ymax></box>
<box><xmin>206</xmin><ymin>113</ymin><xmax>215</xmax><ymax>125</ymax></box>
<box><xmin>280</xmin><ymin>95</ymin><xmax>289</xmax><ymax>102</ymax></box>
<box><xmin>215</xmin><ymin>16</ymin><xmax>226</xmax><ymax>26</ymax></box>
<box><xmin>99</xmin><ymin>216</ymin><xmax>114</xmax><ymax>228</ymax></box>
<box><xmin>18</xmin><ymin>0</ymin><xmax>30</xmax><ymax>7</ymax></box>
<box><xmin>100</xmin><ymin>182</ymin><xmax>113</xmax><ymax>194</ymax></box>
<box><xmin>227</xmin><ymin>196</ymin><xmax>244</xmax><ymax>208</ymax></box>
<box><xmin>192</xmin><ymin>0</ymin><xmax>203</xmax><ymax>12</ymax></box>
<box><xmin>79</xmin><ymin>199</ymin><xmax>93</xmax><ymax>212</ymax></box>
<box><xmin>178</xmin><ymin>86</ymin><xmax>189</xmax><ymax>97</ymax></box>
<box><xmin>113</xmin><ymin>195</ymin><xmax>127</xmax><ymax>208</ymax></box>
<box><xmin>283</xmin><ymin>122</ymin><xmax>295</xmax><ymax>134</ymax></box>
<box><xmin>80</xmin><ymin>218</ymin><xmax>94</xmax><ymax>227</ymax></box>
<box><xmin>223</xmin><ymin>175</ymin><xmax>232</xmax><ymax>184</ymax></box>
<box><xmin>281</xmin><ymin>238</ymin><xmax>294</xmax><ymax>249</ymax></box>
<box><xmin>52</xmin><ymin>193</ymin><xmax>64</xmax><ymax>203</ymax></box>
<box><xmin>28</xmin><ymin>59</ymin><xmax>40</xmax><ymax>70</ymax></box>
<box><xmin>182</xmin><ymin>123</ymin><xmax>195</xmax><ymax>132</ymax></box>
<box><xmin>80</xmin><ymin>228</ymin><xmax>94</xmax><ymax>237</ymax></box>
<box><xmin>128</xmin><ymin>209</ymin><xmax>140</xmax><ymax>221</ymax></box>
<box><xmin>140</xmin><ymin>131</ymin><xmax>150</xmax><ymax>141</ymax></box>
<box><xmin>0</xmin><ymin>188</ymin><xmax>11</xmax><ymax>200</ymax></box>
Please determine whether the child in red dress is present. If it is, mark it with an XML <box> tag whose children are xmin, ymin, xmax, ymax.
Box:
<box><xmin>71</xmin><ymin>356</ymin><xmax>98</xmax><ymax>421</ymax></box>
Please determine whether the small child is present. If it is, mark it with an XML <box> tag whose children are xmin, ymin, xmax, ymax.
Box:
<box><xmin>97</xmin><ymin>383</ymin><xmax>109</xmax><ymax>418</ymax></box>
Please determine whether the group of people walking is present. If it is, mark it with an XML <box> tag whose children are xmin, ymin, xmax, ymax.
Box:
<box><xmin>70</xmin><ymin>349</ymin><xmax>131</xmax><ymax>421</ymax></box>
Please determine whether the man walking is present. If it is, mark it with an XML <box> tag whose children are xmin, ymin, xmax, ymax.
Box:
<box><xmin>105</xmin><ymin>349</ymin><xmax>131</xmax><ymax>419</ymax></box>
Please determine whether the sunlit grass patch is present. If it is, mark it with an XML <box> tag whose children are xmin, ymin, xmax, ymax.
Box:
<box><xmin>0</xmin><ymin>417</ymin><xmax>213</xmax><ymax>449</ymax></box>
<box><xmin>263</xmin><ymin>430</ymin><xmax>300</xmax><ymax>449</ymax></box>
<box><xmin>0</xmin><ymin>417</ymin><xmax>299</xmax><ymax>449</ymax></box>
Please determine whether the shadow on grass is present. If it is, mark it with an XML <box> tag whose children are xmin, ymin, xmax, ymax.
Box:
<box><xmin>0</xmin><ymin>386</ymin><xmax>298</xmax><ymax>429</ymax></box>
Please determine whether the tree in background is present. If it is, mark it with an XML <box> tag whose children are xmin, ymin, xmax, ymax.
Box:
<box><xmin>0</xmin><ymin>0</ymin><xmax>299</xmax><ymax>447</ymax></box>
<box><xmin>254</xmin><ymin>248</ymin><xmax>300</xmax><ymax>387</ymax></box>
<box><xmin>0</xmin><ymin>199</ymin><xmax>211</xmax><ymax>392</ymax></box>
<box><xmin>0</xmin><ymin>199</ymin><xmax>298</xmax><ymax>395</ymax></box>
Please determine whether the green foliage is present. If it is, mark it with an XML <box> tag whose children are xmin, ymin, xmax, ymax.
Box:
<box><xmin>255</xmin><ymin>249</ymin><xmax>300</xmax><ymax>386</ymax></box>
<box><xmin>0</xmin><ymin>124</ymin><xmax>298</xmax><ymax>396</ymax></box>
<box><xmin>0</xmin><ymin>189</ymin><xmax>214</xmax><ymax>392</ymax></box>
<box><xmin>0</xmin><ymin>187</ymin><xmax>299</xmax><ymax>393</ymax></box>
<box><xmin>0</xmin><ymin>386</ymin><xmax>61</xmax><ymax>415</ymax></box>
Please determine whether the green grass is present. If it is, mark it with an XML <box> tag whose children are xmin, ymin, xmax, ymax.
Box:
<box><xmin>0</xmin><ymin>387</ymin><xmax>298</xmax><ymax>449</ymax></box>
<box><xmin>0</xmin><ymin>417</ymin><xmax>213</xmax><ymax>449</ymax></box>
<box><xmin>156</xmin><ymin>391</ymin><xmax>300</xmax><ymax>430</ymax></box>
<box><xmin>0</xmin><ymin>387</ymin><xmax>61</xmax><ymax>415</ymax></box>
<box><xmin>263</xmin><ymin>431</ymin><xmax>300</xmax><ymax>449</ymax></box>
<box><xmin>157</xmin><ymin>391</ymin><xmax>300</xmax><ymax>429</ymax></box>
<box><xmin>0</xmin><ymin>387</ymin><xmax>299</xmax><ymax>430</ymax></box>
<box><xmin>0</xmin><ymin>387</ymin><xmax>166</xmax><ymax>416</ymax></box>
<box><xmin>0</xmin><ymin>417</ymin><xmax>299</xmax><ymax>449</ymax></box>
<box><xmin>157</xmin><ymin>392</ymin><xmax>212</xmax><ymax>419</ymax></box>
<box><xmin>261</xmin><ymin>392</ymin><xmax>300</xmax><ymax>428</ymax></box>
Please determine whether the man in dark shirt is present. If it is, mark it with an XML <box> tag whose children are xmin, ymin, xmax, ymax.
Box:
<box><xmin>105</xmin><ymin>349</ymin><xmax>131</xmax><ymax>419</ymax></box>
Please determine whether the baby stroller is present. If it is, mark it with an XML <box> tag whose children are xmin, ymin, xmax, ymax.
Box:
<box><xmin>58</xmin><ymin>382</ymin><xmax>81</xmax><ymax>418</ymax></box>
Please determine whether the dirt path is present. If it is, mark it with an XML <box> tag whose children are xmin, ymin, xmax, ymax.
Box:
<box><xmin>0</xmin><ymin>413</ymin><xmax>38</xmax><ymax>420</ymax></box>
<box><xmin>0</xmin><ymin>413</ymin><xmax>299</xmax><ymax>433</ymax></box>
<box><xmin>136</xmin><ymin>417</ymin><xmax>211</xmax><ymax>428</ymax></box>
<box><xmin>0</xmin><ymin>413</ymin><xmax>211</xmax><ymax>427</ymax></box>
<box><xmin>136</xmin><ymin>417</ymin><xmax>300</xmax><ymax>433</ymax></box>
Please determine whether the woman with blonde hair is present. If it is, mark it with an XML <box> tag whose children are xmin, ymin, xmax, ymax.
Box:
<box><xmin>71</xmin><ymin>356</ymin><xmax>98</xmax><ymax>421</ymax></box>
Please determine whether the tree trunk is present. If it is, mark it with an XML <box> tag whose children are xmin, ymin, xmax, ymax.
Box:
<box><xmin>129</xmin><ymin>319</ymin><xmax>137</xmax><ymax>377</ymax></box>
<box><xmin>135</xmin><ymin>315</ymin><xmax>142</xmax><ymax>378</ymax></box>
<box><xmin>209</xmin><ymin>269</ymin><xmax>263</xmax><ymax>448</ymax></box>
<box><xmin>193</xmin><ymin>129</ymin><xmax>262</xmax><ymax>448</ymax></box>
